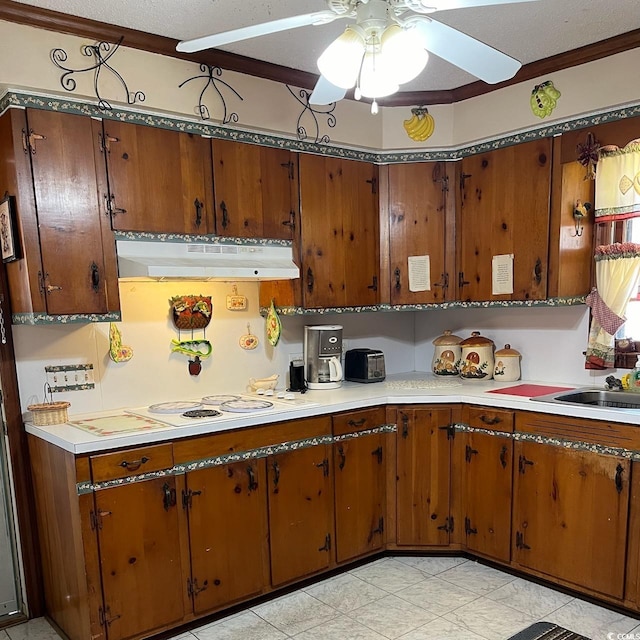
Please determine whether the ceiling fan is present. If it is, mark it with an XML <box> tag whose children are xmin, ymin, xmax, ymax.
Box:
<box><xmin>176</xmin><ymin>0</ymin><xmax>539</xmax><ymax>111</ymax></box>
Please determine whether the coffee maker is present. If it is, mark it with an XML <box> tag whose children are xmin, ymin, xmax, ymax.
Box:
<box><xmin>304</xmin><ymin>325</ymin><xmax>343</xmax><ymax>389</ymax></box>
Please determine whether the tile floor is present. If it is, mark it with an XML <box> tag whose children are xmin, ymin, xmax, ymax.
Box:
<box><xmin>4</xmin><ymin>556</ymin><xmax>640</xmax><ymax>640</ymax></box>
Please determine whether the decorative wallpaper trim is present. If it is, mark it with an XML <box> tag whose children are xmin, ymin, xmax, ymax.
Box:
<box><xmin>453</xmin><ymin>423</ymin><xmax>640</xmax><ymax>461</ymax></box>
<box><xmin>332</xmin><ymin>425</ymin><xmax>397</xmax><ymax>442</ymax></box>
<box><xmin>12</xmin><ymin>311</ymin><xmax>121</xmax><ymax>326</ymax></box>
<box><xmin>114</xmin><ymin>231</ymin><xmax>293</xmax><ymax>247</ymax></box>
<box><xmin>267</xmin><ymin>296</ymin><xmax>587</xmax><ymax>317</ymax></box>
<box><xmin>76</xmin><ymin>424</ymin><xmax>397</xmax><ymax>494</ymax></box>
<box><xmin>3</xmin><ymin>90</ymin><xmax>640</xmax><ymax>164</ymax></box>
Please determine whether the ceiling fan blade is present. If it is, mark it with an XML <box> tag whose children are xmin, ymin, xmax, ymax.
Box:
<box><xmin>177</xmin><ymin>11</ymin><xmax>339</xmax><ymax>53</ymax></box>
<box><xmin>428</xmin><ymin>0</ymin><xmax>539</xmax><ymax>9</ymax></box>
<box><xmin>309</xmin><ymin>76</ymin><xmax>347</xmax><ymax>106</ymax></box>
<box><xmin>413</xmin><ymin>18</ymin><xmax>522</xmax><ymax>84</ymax></box>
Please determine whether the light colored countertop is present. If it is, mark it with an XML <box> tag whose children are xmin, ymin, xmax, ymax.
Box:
<box><xmin>24</xmin><ymin>373</ymin><xmax>640</xmax><ymax>455</ymax></box>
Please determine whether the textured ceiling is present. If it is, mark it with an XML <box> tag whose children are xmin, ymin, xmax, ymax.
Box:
<box><xmin>9</xmin><ymin>0</ymin><xmax>640</xmax><ymax>92</ymax></box>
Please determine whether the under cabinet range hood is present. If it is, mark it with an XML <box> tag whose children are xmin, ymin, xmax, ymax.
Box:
<box><xmin>116</xmin><ymin>238</ymin><xmax>299</xmax><ymax>281</ymax></box>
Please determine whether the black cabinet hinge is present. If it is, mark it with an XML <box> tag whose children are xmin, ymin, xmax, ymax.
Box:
<box><xmin>187</xmin><ymin>577</ymin><xmax>208</xmax><ymax>598</ymax></box>
<box><xmin>437</xmin><ymin>516</ymin><xmax>454</xmax><ymax>533</ymax></box>
<box><xmin>518</xmin><ymin>455</ymin><xmax>534</xmax><ymax>474</ymax></box>
<box><xmin>515</xmin><ymin>531</ymin><xmax>531</xmax><ymax>550</ymax></box>
<box><xmin>318</xmin><ymin>533</ymin><xmax>331</xmax><ymax>552</ymax></box>
<box><xmin>316</xmin><ymin>458</ymin><xmax>330</xmax><ymax>477</ymax></box>
<box><xmin>465</xmin><ymin>444</ymin><xmax>479</xmax><ymax>462</ymax></box>
<box><xmin>182</xmin><ymin>488</ymin><xmax>202</xmax><ymax>510</ymax></box>
<box><xmin>464</xmin><ymin>517</ymin><xmax>478</xmax><ymax>536</ymax></box>
<box><xmin>439</xmin><ymin>424</ymin><xmax>455</xmax><ymax>440</ymax></box>
<box><xmin>98</xmin><ymin>605</ymin><xmax>121</xmax><ymax>628</ymax></box>
<box><xmin>368</xmin><ymin>517</ymin><xmax>384</xmax><ymax>542</ymax></box>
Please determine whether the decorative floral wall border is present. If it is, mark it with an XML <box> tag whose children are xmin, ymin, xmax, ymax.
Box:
<box><xmin>12</xmin><ymin>311</ymin><xmax>121</xmax><ymax>326</ymax></box>
<box><xmin>265</xmin><ymin>296</ymin><xmax>588</xmax><ymax>317</ymax></box>
<box><xmin>75</xmin><ymin>416</ymin><xmax>639</xmax><ymax>494</ymax></box>
<box><xmin>453</xmin><ymin>423</ymin><xmax>640</xmax><ymax>461</ymax></box>
<box><xmin>3</xmin><ymin>89</ymin><xmax>640</xmax><ymax>165</ymax></box>
<box><xmin>114</xmin><ymin>231</ymin><xmax>293</xmax><ymax>248</ymax></box>
<box><xmin>76</xmin><ymin>424</ymin><xmax>397</xmax><ymax>494</ymax></box>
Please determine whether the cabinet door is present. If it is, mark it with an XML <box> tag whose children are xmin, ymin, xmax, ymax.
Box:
<box><xmin>94</xmin><ymin>477</ymin><xmax>185</xmax><ymax>640</ymax></box>
<box><xmin>267</xmin><ymin>444</ymin><xmax>333</xmax><ymax>586</ymax></box>
<box><xmin>25</xmin><ymin>109</ymin><xmax>110</xmax><ymax>315</ymax></box>
<box><xmin>334</xmin><ymin>433</ymin><xmax>386</xmax><ymax>562</ymax></box>
<box><xmin>513</xmin><ymin>440</ymin><xmax>629</xmax><ymax>598</ymax></box>
<box><xmin>388</xmin><ymin>162</ymin><xmax>449</xmax><ymax>303</ymax></box>
<box><xmin>102</xmin><ymin>121</ymin><xmax>213</xmax><ymax>233</ymax></box>
<box><xmin>212</xmin><ymin>139</ymin><xmax>296</xmax><ymax>239</ymax></box>
<box><xmin>461</xmin><ymin>432</ymin><xmax>512</xmax><ymax>562</ymax></box>
<box><xmin>300</xmin><ymin>154</ymin><xmax>379</xmax><ymax>308</ymax></box>
<box><xmin>396</xmin><ymin>408</ymin><xmax>451</xmax><ymax>545</ymax></box>
<box><xmin>458</xmin><ymin>139</ymin><xmax>551</xmax><ymax>301</ymax></box>
<box><xmin>185</xmin><ymin>460</ymin><xmax>269</xmax><ymax>614</ymax></box>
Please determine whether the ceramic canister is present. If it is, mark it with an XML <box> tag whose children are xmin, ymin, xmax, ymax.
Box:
<box><xmin>459</xmin><ymin>331</ymin><xmax>495</xmax><ymax>381</ymax></box>
<box><xmin>432</xmin><ymin>330</ymin><xmax>463</xmax><ymax>376</ymax></box>
<box><xmin>493</xmin><ymin>344</ymin><xmax>521</xmax><ymax>382</ymax></box>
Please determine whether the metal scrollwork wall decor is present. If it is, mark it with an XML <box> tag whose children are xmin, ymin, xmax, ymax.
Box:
<box><xmin>50</xmin><ymin>37</ymin><xmax>145</xmax><ymax>111</ymax></box>
<box><xmin>286</xmin><ymin>86</ymin><xmax>336</xmax><ymax>144</ymax></box>
<box><xmin>178</xmin><ymin>64</ymin><xmax>243</xmax><ymax>123</ymax></box>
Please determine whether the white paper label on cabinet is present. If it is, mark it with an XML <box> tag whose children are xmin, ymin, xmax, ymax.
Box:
<box><xmin>408</xmin><ymin>255</ymin><xmax>431</xmax><ymax>292</ymax></box>
<box><xmin>492</xmin><ymin>254</ymin><xmax>514</xmax><ymax>295</ymax></box>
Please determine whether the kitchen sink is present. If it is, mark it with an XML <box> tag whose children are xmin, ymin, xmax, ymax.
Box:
<box><xmin>533</xmin><ymin>388</ymin><xmax>640</xmax><ymax>410</ymax></box>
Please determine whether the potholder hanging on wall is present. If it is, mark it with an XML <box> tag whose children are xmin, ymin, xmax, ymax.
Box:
<box><xmin>108</xmin><ymin>323</ymin><xmax>133</xmax><ymax>362</ymax></box>
<box><xmin>265</xmin><ymin>300</ymin><xmax>281</xmax><ymax>347</ymax></box>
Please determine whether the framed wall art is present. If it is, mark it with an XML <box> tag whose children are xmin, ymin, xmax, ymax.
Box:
<box><xmin>0</xmin><ymin>195</ymin><xmax>19</xmax><ymax>263</ymax></box>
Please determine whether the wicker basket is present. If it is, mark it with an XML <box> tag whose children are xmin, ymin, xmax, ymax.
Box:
<box><xmin>27</xmin><ymin>401</ymin><xmax>70</xmax><ymax>426</ymax></box>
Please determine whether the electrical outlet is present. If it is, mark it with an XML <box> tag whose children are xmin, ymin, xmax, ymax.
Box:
<box><xmin>45</xmin><ymin>364</ymin><xmax>95</xmax><ymax>392</ymax></box>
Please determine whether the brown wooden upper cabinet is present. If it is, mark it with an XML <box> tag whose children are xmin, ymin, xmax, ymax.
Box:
<box><xmin>0</xmin><ymin>108</ymin><xmax>118</xmax><ymax>316</ymax></box>
<box><xmin>387</xmin><ymin>162</ymin><xmax>453</xmax><ymax>304</ymax></box>
<box><xmin>100</xmin><ymin>121</ymin><xmax>214</xmax><ymax>234</ymax></box>
<box><xmin>211</xmin><ymin>139</ymin><xmax>297</xmax><ymax>239</ymax></box>
<box><xmin>299</xmin><ymin>154</ymin><xmax>380</xmax><ymax>309</ymax></box>
<box><xmin>458</xmin><ymin>139</ymin><xmax>552</xmax><ymax>301</ymax></box>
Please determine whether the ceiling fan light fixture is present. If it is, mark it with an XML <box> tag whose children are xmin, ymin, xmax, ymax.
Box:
<box><xmin>358</xmin><ymin>50</ymin><xmax>400</xmax><ymax>99</ymax></box>
<box><xmin>380</xmin><ymin>24</ymin><xmax>429</xmax><ymax>85</ymax></box>
<box><xmin>317</xmin><ymin>26</ymin><xmax>366</xmax><ymax>89</ymax></box>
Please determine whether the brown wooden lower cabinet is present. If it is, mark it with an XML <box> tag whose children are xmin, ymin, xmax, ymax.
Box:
<box><xmin>184</xmin><ymin>460</ymin><xmax>269</xmax><ymax>614</ymax></box>
<box><xmin>28</xmin><ymin>405</ymin><xmax>640</xmax><ymax>640</ymax></box>
<box><xmin>512</xmin><ymin>439</ymin><xmax>629</xmax><ymax>599</ymax></box>
<box><xmin>267</xmin><ymin>442</ymin><xmax>334</xmax><ymax>586</ymax></box>
<box><xmin>94</xmin><ymin>478</ymin><xmax>186</xmax><ymax>640</ymax></box>
<box><xmin>396</xmin><ymin>407</ymin><xmax>452</xmax><ymax>545</ymax></box>
<box><xmin>460</xmin><ymin>432</ymin><xmax>513</xmax><ymax>562</ymax></box>
<box><xmin>333</xmin><ymin>408</ymin><xmax>388</xmax><ymax>563</ymax></box>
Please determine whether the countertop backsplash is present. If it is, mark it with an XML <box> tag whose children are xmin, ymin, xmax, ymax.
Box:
<box><xmin>12</xmin><ymin>282</ymin><xmax>602</xmax><ymax>416</ymax></box>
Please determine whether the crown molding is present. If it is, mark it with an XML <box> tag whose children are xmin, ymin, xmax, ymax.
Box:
<box><xmin>1</xmin><ymin>0</ymin><xmax>639</xmax><ymax>106</ymax></box>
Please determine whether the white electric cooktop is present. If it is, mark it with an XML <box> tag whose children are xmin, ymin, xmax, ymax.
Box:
<box><xmin>125</xmin><ymin>392</ymin><xmax>318</xmax><ymax>427</ymax></box>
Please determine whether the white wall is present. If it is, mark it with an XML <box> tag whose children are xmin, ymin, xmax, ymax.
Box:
<box><xmin>413</xmin><ymin>305</ymin><xmax>601</xmax><ymax>386</ymax></box>
<box><xmin>12</xmin><ymin>282</ymin><xmax>415</xmax><ymax>415</ymax></box>
<box><xmin>14</xmin><ymin>278</ymin><xmax>606</xmax><ymax>415</ymax></box>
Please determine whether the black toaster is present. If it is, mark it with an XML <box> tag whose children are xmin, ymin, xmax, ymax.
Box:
<box><xmin>344</xmin><ymin>348</ymin><xmax>386</xmax><ymax>383</ymax></box>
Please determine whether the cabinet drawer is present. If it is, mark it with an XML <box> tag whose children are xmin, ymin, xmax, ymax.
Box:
<box><xmin>466</xmin><ymin>407</ymin><xmax>514</xmax><ymax>433</ymax></box>
<box><xmin>333</xmin><ymin>407</ymin><xmax>386</xmax><ymax>436</ymax></box>
<box><xmin>90</xmin><ymin>444</ymin><xmax>174</xmax><ymax>482</ymax></box>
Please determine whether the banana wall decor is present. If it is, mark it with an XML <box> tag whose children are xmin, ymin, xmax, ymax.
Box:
<box><xmin>403</xmin><ymin>107</ymin><xmax>435</xmax><ymax>142</ymax></box>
